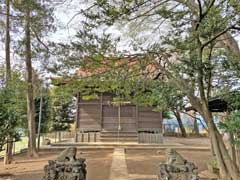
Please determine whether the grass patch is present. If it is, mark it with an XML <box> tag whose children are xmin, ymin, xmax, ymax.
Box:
<box><xmin>0</xmin><ymin>137</ymin><xmax>28</xmax><ymax>157</ymax></box>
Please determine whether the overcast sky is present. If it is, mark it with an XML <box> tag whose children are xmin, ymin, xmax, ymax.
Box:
<box><xmin>0</xmin><ymin>0</ymin><xmax>239</xmax><ymax>79</ymax></box>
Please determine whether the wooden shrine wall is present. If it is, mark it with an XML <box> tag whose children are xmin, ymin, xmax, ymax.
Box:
<box><xmin>77</xmin><ymin>93</ymin><xmax>162</xmax><ymax>132</ymax></box>
<box><xmin>138</xmin><ymin>107</ymin><xmax>162</xmax><ymax>132</ymax></box>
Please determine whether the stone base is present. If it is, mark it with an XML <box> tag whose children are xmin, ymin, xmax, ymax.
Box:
<box><xmin>42</xmin><ymin>158</ymin><xmax>87</xmax><ymax>180</ymax></box>
<box><xmin>157</xmin><ymin>149</ymin><xmax>198</xmax><ymax>180</ymax></box>
<box><xmin>157</xmin><ymin>163</ymin><xmax>198</xmax><ymax>180</ymax></box>
<box><xmin>158</xmin><ymin>172</ymin><xmax>198</xmax><ymax>180</ymax></box>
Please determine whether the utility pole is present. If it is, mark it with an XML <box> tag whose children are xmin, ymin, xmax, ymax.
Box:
<box><xmin>37</xmin><ymin>86</ymin><xmax>43</xmax><ymax>150</ymax></box>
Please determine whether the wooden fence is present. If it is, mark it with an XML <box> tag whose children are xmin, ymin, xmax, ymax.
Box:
<box><xmin>138</xmin><ymin>132</ymin><xmax>163</xmax><ymax>143</ymax></box>
<box><xmin>75</xmin><ymin>132</ymin><xmax>100</xmax><ymax>142</ymax></box>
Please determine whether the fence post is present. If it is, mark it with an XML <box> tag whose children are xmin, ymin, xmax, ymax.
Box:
<box><xmin>75</xmin><ymin>130</ymin><xmax>78</xmax><ymax>142</ymax></box>
<box><xmin>88</xmin><ymin>132</ymin><xmax>90</xmax><ymax>142</ymax></box>
<box><xmin>13</xmin><ymin>141</ymin><xmax>15</xmax><ymax>155</ymax></box>
<box><xmin>94</xmin><ymin>133</ymin><xmax>96</xmax><ymax>142</ymax></box>
<box><xmin>55</xmin><ymin>132</ymin><xmax>57</xmax><ymax>143</ymax></box>
<box><xmin>81</xmin><ymin>132</ymin><xmax>84</xmax><ymax>142</ymax></box>
<box><xmin>58</xmin><ymin>132</ymin><xmax>61</xmax><ymax>142</ymax></box>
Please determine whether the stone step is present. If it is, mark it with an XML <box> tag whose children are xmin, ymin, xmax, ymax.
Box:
<box><xmin>100</xmin><ymin>131</ymin><xmax>138</xmax><ymax>142</ymax></box>
<box><xmin>100</xmin><ymin>137</ymin><xmax>138</xmax><ymax>142</ymax></box>
<box><xmin>100</xmin><ymin>133</ymin><xmax>138</xmax><ymax>137</ymax></box>
<box><xmin>101</xmin><ymin>131</ymin><xmax>137</xmax><ymax>134</ymax></box>
<box><xmin>100</xmin><ymin>139</ymin><xmax>138</xmax><ymax>142</ymax></box>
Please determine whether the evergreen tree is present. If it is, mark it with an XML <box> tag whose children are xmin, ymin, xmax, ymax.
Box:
<box><xmin>12</xmin><ymin>0</ymin><xmax>55</xmax><ymax>157</ymax></box>
<box><xmin>0</xmin><ymin>68</ymin><xmax>26</xmax><ymax>154</ymax></box>
<box><xmin>51</xmin><ymin>98</ymin><xmax>74</xmax><ymax>131</ymax></box>
<box><xmin>63</xmin><ymin>1</ymin><xmax>240</xmax><ymax>178</ymax></box>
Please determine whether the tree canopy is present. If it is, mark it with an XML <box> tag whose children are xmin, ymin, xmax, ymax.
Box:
<box><xmin>54</xmin><ymin>1</ymin><xmax>240</xmax><ymax>179</ymax></box>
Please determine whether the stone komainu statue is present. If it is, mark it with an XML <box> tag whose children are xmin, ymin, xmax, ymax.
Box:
<box><xmin>42</xmin><ymin>147</ymin><xmax>87</xmax><ymax>180</ymax></box>
<box><xmin>158</xmin><ymin>149</ymin><xmax>198</xmax><ymax>180</ymax></box>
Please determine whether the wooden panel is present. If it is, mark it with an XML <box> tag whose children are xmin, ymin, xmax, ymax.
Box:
<box><xmin>102</xmin><ymin>94</ymin><xmax>113</xmax><ymax>103</ymax></box>
<box><xmin>138</xmin><ymin>122</ymin><xmax>162</xmax><ymax>128</ymax></box>
<box><xmin>138</xmin><ymin>107</ymin><xmax>154</xmax><ymax>112</ymax></box>
<box><xmin>80</xmin><ymin>104</ymin><xmax>101</xmax><ymax>111</ymax></box>
<box><xmin>103</xmin><ymin>117</ymin><xmax>136</xmax><ymax>123</ymax></box>
<box><xmin>138</xmin><ymin>107</ymin><xmax>162</xmax><ymax>131</ymax></box>
<box><xmin>80</xmin><ymin>114</ymin><xmax>100</xmax><ymax>119</ymax></box>
<box><xmin>78</xmin><ymin>95</ymin><xmax>162</xmax><ymax>132</ymax></box>
<box><xmin>80</xmin><ymin>98</ymin><xmax>100</xmax><ymax>104</ymax></box>
<box><xmin>102</xmin><ymin>105</ymin><xmax>136</xmax><ymax>131</ymax></box>
<box><xmin>103</xmin><ymin>123</ymin><xmax>136</xmax><ymax>130</ymax></box>
<box><xmin>77</xmin><ymin>132</ymin><xmax>100</xmax><ymax>142</ymax></box>
<box><xmin>121</xmin><ymin>107</ymin><xmax>135</xmax><ymax>117</ymax></box>
<box><xmin>138</xmin><ymin>112</ymin><xmax>160</xmax><ymax>118</ymax></box>
<box><xmin>79</xmin><ymin>104</ymin><xmax>101</xmax><ymax>130</ymax></box>
<box><xmin>139</xmin><ymin>117</ymin><xmax>161</xmax><ymax>122</ymax></box>
<box><xmin>138</xmin><ymin>133</ymin><xmax>163</xmax><ymax>143</ymax></box>
<box><xmin>103</xmin><ymin>106</ymin><xmax>118</xmax><ymax>117</ymax></box>
<box><xmin>79</xmin><ymin>120</ymin><xmax>100</xmax><ymax>124</ymax></box>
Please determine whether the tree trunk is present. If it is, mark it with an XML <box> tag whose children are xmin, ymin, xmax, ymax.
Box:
<box><xmin>193</xmin><ymin>111</ymin><xmax>199</xmax><ymax>135</ymax></box>
<box><xmin>74</xmin><ymin>92</ymin><xmax>80</xmax><ymax>142</ymax></box>
<box><xmin>174</xmin><ymin>110</ymin><xmax>187</xmax><ymax>137</ymax></box>
<box><xmin>227</xmin><ymin>132</ymin><xmax>237</xmax><ymax>164</ymax></box>
<box><xmin>224</xmin><ymin>112</ymin><xmax>238</xmax><ymax>167</ymax></box>
<box><xmin>236</xmin><ymin>148</ymin><xmax>240</xmax><ymax>171</ymax></box>
<box><xmin>4</xmin><ymin>136</ymin><xmax>13</xmax><ymax>165</ymax></box>
<box><xmin>4</xmin><ymin>0</ymin><xmax>13</xmax><ymax>165</ymax></box>
<box><xmin>25</xmin><ymin>7</ymin><xmax>38</xmax><ymax>157</ymax></box>
<box><xmin>5</xmin><ymin>0</ymin><xmax>11</xmax><ymax>80</ymax></box>
<box><xmin>201</xmin><ymin>103</ymin><xmax>240</xmax><ymax>180</ymax></box>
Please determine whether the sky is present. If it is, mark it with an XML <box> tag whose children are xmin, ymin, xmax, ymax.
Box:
<box><xmin>0</xmin><ymin>0</ymin><xmax>240</xmax><ymax>80</ymax></box>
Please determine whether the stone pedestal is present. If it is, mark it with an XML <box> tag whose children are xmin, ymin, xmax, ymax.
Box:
<box><xmin>157</xmin><ymin>149</ymin><xmax>198</xmax><ymax>180</ymax></box>
<box><xmin>42</xmin><ymin>147</ymin><xmax>87</xmax><ymax>180</ymax></box>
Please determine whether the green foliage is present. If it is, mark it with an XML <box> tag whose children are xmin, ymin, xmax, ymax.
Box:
<box><xmin>219</xmin><ymin>111</ymin><xmax>240</xmax><ymax>145</ymax></box>
<box><xmin>163</xmin><ymin>111</ymin><xmax>171</xmax><ymax>119</ymax></box>
<box><xmin>50</xmin><ymin>87</ymin><xmax>75</xmax><ymax>131</ymax></box>
<box><xmin>54</xmin><ymin>0</ymin><xmax>240</xmax><ymax>133</ymax></box>
<box><xmin>51</xmin><ymin>100</ymin><xmax>74</xmax><ymax>131</ymax></box>
<box><xmin>12</xmin><ymin>0</ymin><xmax>55</xmax><ymax>61</ymax></box>
<box><xmin>35</xmin><ymin>95</ymin><xmax>51</xmax><ymax>133</ymax></box>
<box><xmin>219</xmin><ymin>91</ymin><xmax>240</xmax><ymax>145</ymax></box>
<box><xmin>47</xmin><ymin>1</ymin><xmax>240</xmax><ymax>177</ymax></box>
<box><xmin>132</xmin><ymin>81</ymin><xmax>185</xmax><ymax>112</ymax></box>
<box><xmin>0</xmin><ymin>71</ymin><xmax>26</xmax><ymax>151</ymax></box>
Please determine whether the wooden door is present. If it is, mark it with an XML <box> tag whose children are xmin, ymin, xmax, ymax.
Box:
<box><xmin>103</xmin><ymin>105</ymin><xmax>136</xmax><ymax>132</ymax></box>
<box><xmin>120</xmin><ymin>105</ymin><xmax>136</xmax><ymax>132</ymax></box>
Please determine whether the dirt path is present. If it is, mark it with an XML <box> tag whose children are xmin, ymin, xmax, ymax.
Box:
<box><xmin>109</xmin><ymin>148</ymin><xmax>158</xmax><ymax>180</ymax></box>
<box><xmin>0</xmin><ymin>150</ymin><xmax>113</xmax><ymax>180</ymax></box>
<box><xmin>109</xmin><ymin>148</ymin><xmax>129</xmax><ymax>180</ymax></box>
<box><xmin>0</xmin><ymin>144</ymin><xmax>211</xmax><ymax>180</ymax></box>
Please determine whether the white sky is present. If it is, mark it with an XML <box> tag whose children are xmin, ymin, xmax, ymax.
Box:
<box><xmin>0</xmin><ymin>0</ymin><xmax>239</xmax><ymax>79</ymax></box>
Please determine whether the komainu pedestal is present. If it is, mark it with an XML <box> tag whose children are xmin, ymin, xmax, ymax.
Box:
<box><xmin>157</xmin><ymin>149</ymin><xmax>198</xmax><ymax>180</ymax></box>
<box><xmin>42</xmin><ymin>147</ymin><xmax>87</xmax><ymax>180</ymax></box>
